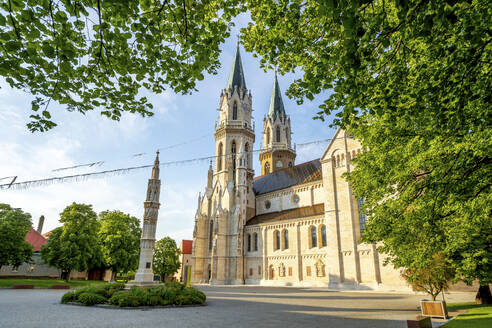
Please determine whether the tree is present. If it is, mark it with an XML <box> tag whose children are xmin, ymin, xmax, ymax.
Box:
<box><xmin>0</xmin><ymin>0</ymin><xmax>244</xmax><ymax>132</ymax></box>
<box><xmin>153</xmin><ymin>236</ymin><xmax>180</xmax><ymax>282</ymax></box>
<box><xmin>240</xmin><ymin>1</ymin><xmax>491</xmax><ymax>301</ymax></box>
<box><xmin>0</xmin><ymin>203</ymin><xmax>33</xmax><ymax>269</ymax></box>
<box><xmin>98</xmin><ymin>210</ymin><xmax>141</xmax><ymax>281</ymax></box>
<box><xmin>401</xmin><ymin>253</ymin><xmax>455</xmax><ymax>301</ymax></box>
<box><xmin>41</xmin><ymin>203</ymin><xmax>102</xmax><ymax>281</ymax></box>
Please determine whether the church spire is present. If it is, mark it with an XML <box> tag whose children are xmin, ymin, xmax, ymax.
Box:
<box><xmin>151</xmin><ymin>151</ymin><xmax>160</xmax><ymax>179</ymax></box>
<box><xmin>268</xmin><ymin>72</ymin><xmax>286</xmax><ymax>121</ymax></box>
<box><xmin>226</xmin><ymin>44</ymin><xmax>247</xmax><ymax>91</ymax></box>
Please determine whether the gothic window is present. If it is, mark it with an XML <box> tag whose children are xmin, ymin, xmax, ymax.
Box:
<box><xmin>264</xmin><ymin>162</ymin><xmax>270</xmax><ymax>174</ymax></box>
<box><xmin>247</xmin><ymin>233</ymin><xmax>251</xmax><ymax>252</ymax></box>
<box><xmin>310</xmin><ymin>226</ymin><xmax>317</xmax><ymax>248</ymax></box>
<box><xmin>288</xmin><ymin>161</ymin><xmax>293</xmax><ymax>168</ymax></box>
<box><xmin>209</xmin><ymin>220</ymin><xmax>214</xmax><ymax>251</ymax></box>
<box><xmin>233</xmin><ymin>101</ymin><xmax>238</xmax><ymax>120</ymax></box>
<box><xmin>358</xmin><ymin>198</ymin><xmax>367</xmax><ymax>236</ymax></box>
<box><xmin>283</xmin><ymin>229</ymin><xmax>289</xmax><ymax>250</ymax></box>
<box><xmin>245</xmin><ymin>143</ymin><xmax>250</xmax><ymax>167</ymax></box>
<box><xmin>217</xmin><ymin>142</ymin><xmax>223</xmax><ymax>171</ymax></box>
<box><xmin>265</xmin><ymin>200</ymin><xmax>271</xmax><ymax>209</ymax></box>
<box><xmin>266</xmin><ymin>128</ymin><xmax>271</xmax><ymax>145</ymax></box>
<box><xmin>320</xmin><ymin>225</ymin><xmax>327</xmax><ymax>247</ymax></box>
<box><xmin>231</xmin><ymin>140</ymin><xmax>237</xmax><ymax>170</ymax></box>
<box><xmin>276</xmin><ymin>126</ymin><xmax>281</xmax><ymax>142</ymax></box>
<box><xmin>254</xmin><ymin>233</ymin><xmax>258</xmax><ymax>251</ymax></box>
<box><xmin>274</xmin><ymin>230</ymin><xmax>280</xmax><ymax>250</ymax></box>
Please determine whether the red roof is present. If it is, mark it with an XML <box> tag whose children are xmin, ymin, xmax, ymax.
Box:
<box><xmin>181</xmin><ymin>240</ymin><xmax>193</xmax><ymax>254</ymax></box>
<box><xmin>25</xmin><ymin>228</ymin><xmax>47</xmax><ymax>252</ymax></box>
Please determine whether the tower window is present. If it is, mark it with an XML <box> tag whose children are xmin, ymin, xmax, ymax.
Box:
<box><xmin>254</xmin><ymin>233</ymin><xmax>258</xmax><ymax>251</ymax></box>
<box><xmin>217</xmin><ymin>143</ymin><xmax>223</xmax><ymax>171</ymax></box>
<box><xmin>245</xmin><ymin>143</ymin><xmax>250</xmax><ymax>167</ymax></box>
<box><xmin>358</xmin><ymin>198</ymin><xmax>367</xmax><ymax>236</ymax></box>
<box><xmin>264</xmin><ymin>162</ymin><xmax>270</xmax><ymax>174</ymax></box>
<box><xmin>266</xmin><ymin>128</ymin><xmax>271</xmax><ymax>145</ymax></box>
<box><xmin>283</xmin><ymin>229</ymin><xmax>289</xmax><ymax>250</ymax></box>
<box><xmin>209</xmin><ymin>220</ymin><xmax>214</xmax><ymax>251</ymax></box>
<box><xmin>276</xmin><ymin>126</ymin><xmax>281</xmax><ymax>142</ymax></box>
<box><xmin>247</xmin><ymin>233</ymin><xmax>251</xmax><ymax>252</ymax></box>
<box><xmin>233</xmin><ymin>101</ymin><xmax>238</xmax><ymax>120</ymax></box>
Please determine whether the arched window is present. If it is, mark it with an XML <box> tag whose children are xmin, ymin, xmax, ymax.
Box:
<box><xmin>254</xmin><ymin>233</ymin><xmax>258</xmax><ymax>251</ymax></box>
<box><xmin>231</xmin><ymin>141</ymin><xmax>237</xmax><ymax>170</ymax></box>
<box><xmin>310</xmin><ymin>226</ymin><xmax>317</xmax><ymax>248</ymax></box>
<box><xmin>266</xmin><ymin>128</ymin><xmax>271</xmax><ymax>145</ymax></box>
<box><xmin>247</xmin><ymin>234</ymin><xmax>251</xmax><ymax>252</ymax></box>
<box><xmin>283</xmin><ymin>230</ymin><xmax>289</xmax><ymax>250</ymax></box>
<box><xmin>288</xmin><ymin>162</ymin><xmax>293</xmax><ymax>168</ymax></box>
<box><xmin>245</xmin><ymin>143</ymin><xmax>250</xmax><ymax>166</ymax></box>
<box><xmin>320</xmin><ymin>225</ymin><xmax>327</xmax><ymax>247</ymax></box>
<box><xmin>209</xmin><ymin>220</ymin><xmax>214</xmax><ymax>251</ymax></box>
<box><xmin>264</xmin><ymin>162</ymin><xmax>270</xmax><ymax>174</ymax></box>
<box><xmin>233</xmin><ymin>101</ymin><xmax>238</xmax><ymax>120</ymax></box>
<box><xmin>276</xmin><ymin>126</ymin><xmax>281</xmax><ymax>142</ymax></box>
<box><xmin>358</xmin><ymin>198</ymin><xmax>367</xmax><ymax>236</ymax></box>
<box><xmin>217</xmin><ymin>143</ymin><xmax>223</xmax><ymax>171</ymax></box>
<box><xmin>274</xmin><ymin>230</ymin><xmax>280</xmax><ymax>250</ymax></box>
<box><xmin>285</xmin><ymin>127</ymin><xmax>289</xmax><ymax>141</ymax></box>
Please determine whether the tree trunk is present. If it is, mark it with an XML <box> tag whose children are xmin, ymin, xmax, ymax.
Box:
<box><xmin>475</xmin><ymin>285</ymin><xmax>492</xmax><ymax>304</ymax></box>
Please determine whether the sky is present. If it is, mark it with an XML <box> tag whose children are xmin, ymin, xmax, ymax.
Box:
<box><xmin>0</xmin><ymin>16</ymin><xmax>337</xmax><ymax>243</ymax></box>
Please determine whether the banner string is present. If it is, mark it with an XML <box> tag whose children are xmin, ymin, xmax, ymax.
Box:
<box><xmin>1</xmin><ymin>137</ymin><xmax>339</xmax><ymax>191</ymax></box>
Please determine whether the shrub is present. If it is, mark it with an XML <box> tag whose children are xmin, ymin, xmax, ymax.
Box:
<box><xmin>61</xmin><ymin>291</ymin><xmax>77</xmax><ymax>304</ymax></box>
<box><xmin>184</xmin><ymin>287</ymin><xmax>206</xmax><ymax>304</ymax></box>
<box><xmin>128</xmin><ymin>286</ymin><xmax>149</xmax><ymax>305</ymax></box>
<box><xmin>117</xmin><ymin>294</ymin><xmax>141</xmax><ymax>307</ymax></box>
<box><xmin>164</xmin><ymin>281</ymin><xmax>184</xmax><ymax>290</ymax></box>
<box><xmin>78</xmin><ymin>293</ymin><xmax>107</xmax><ymax>306</ymax></box>
<box><xmin>148</xmin><ymin>295</ymin><xmax>163</xmax><ymax>306</ymax></box>
<box><xmin>108</xmin><ymin>291</ymin><xmax>127</xmax><ymax>305</ymax></box>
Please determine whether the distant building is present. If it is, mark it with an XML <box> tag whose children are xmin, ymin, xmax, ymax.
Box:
<box><xmin>175</xmin><ymin>240</ymin><xmax>193</xmax><ymax>283</ymax></box>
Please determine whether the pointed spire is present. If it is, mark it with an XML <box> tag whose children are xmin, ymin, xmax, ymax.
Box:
<box><xmin>268</xmin><ymin>72</ymin><xmax>286</xmax><ymax>121</ymax></box>
<box><xmin>226</xmin><ymin>44</ymin><xmax>247</xmax><ymax>91</ymax></box>
<box><xmin>151</xmin><ymin>151</ymin><xmax>160</xmax><ymax>179</ymax></box>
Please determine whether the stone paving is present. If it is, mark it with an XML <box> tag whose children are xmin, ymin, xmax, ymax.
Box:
<box><xmin>0</xmin><ymin>285</ymin><xmax>475</xmax><ymax>328</ymax></box>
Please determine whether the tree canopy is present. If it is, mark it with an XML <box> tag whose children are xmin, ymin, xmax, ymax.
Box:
<box><xmin>98</xmin><ymin>210</ymin><xmax>141</xmax><ymax>280</ymax></box>
<box><xmin>41</xmin><ymin>202</ymin><xmax>102</xmax><ymax>280</ymax></box>
<box><xmin>0</xmin><ymin>0</ymin><xmax>243</xmax><ymax>131</ymax></box>
<box><xmin>153</xmin><ymin>236</ymin><xmax>180</xmax><ymax>281</ymax></box>
<box><xmin>240</xmin><ymin>0</ymin><xmax>491</xmax><ymax>289</ymax></box>
<box><xmin>0</xmin><ymin>203</ymin><xmax>33</xmax><ymax>269</ymax></box>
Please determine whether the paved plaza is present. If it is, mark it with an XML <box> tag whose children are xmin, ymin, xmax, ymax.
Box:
<box><xmin>0</xmin><ymin>286</ymin><xmax>474</xmax><ymax>328</ymax></box>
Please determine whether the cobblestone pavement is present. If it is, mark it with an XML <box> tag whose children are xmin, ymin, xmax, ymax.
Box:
<box><xmin>0</xmin><ymin>286</ymin><xmax>474</xmax><ymax>328</ymax></box>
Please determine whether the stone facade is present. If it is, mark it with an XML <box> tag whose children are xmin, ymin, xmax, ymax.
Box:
<box><xmin>191</xmin><ymin>46</ymin><xmax>410</xmax><ymax>291</ymax></box>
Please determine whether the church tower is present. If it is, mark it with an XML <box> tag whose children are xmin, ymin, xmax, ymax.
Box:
<box><xmin>259</xmin><ymin>74</ymin><xmax>296</xmax><ymax>175</ymax></box>
<box><xmin>192</xmin><ymin>44</ymin><xmax>255</xmax><ymax>285</ymax></box>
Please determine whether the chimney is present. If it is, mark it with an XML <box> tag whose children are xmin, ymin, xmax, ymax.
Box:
<box><xmin>37</xmin><ymin>215</ymin><xmax>45</xmax><ymax>234</ymax></box>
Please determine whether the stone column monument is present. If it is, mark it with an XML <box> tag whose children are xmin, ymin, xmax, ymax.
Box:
<box><xmin>127</xmin><ymin>151</ymin><xmax>161</xmax><ymax>287</ymax></box>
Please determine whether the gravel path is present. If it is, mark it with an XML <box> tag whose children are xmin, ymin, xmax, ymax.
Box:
<box><xmin>0</xmin><ymin>286</ymin><xmax>474</xmax><ymax>328</ymax></box>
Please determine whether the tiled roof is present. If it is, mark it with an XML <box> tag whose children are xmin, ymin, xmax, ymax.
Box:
<box><xmin>25</xmin><ymin>228</ymin><xmax>47</xmax><ymax>252</ymax></box>
<box><xmin>181</xmin><ymin>240</ymin><xmax>193</xmax><ymax>255</ymax></box>
<box><xmin>253</xmin><ymin>159</ymin><xmax>322</xmax><ymax>195</ymax></box>
<box><xmin>247</xmin><ymin>204</ymin><xmax>325</xmax><ymax>226</ymax></box>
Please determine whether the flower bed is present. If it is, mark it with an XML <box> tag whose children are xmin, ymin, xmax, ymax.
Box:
<box><xmin>61</xmin><ymin>282</ymin><xmax>206</xmax><ymax>308</ymax></box>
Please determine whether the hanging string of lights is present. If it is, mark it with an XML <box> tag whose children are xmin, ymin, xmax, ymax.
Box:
<box><xmin>0</xmin><ymin>137</ymin><xmax>339</xmax><ymax>191</ymax></box>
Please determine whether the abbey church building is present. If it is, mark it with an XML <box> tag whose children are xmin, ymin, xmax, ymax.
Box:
<box><xmin>191</xmin><ymin>46</ymin><xmax>409</xmax><ymax>291</ymax></box>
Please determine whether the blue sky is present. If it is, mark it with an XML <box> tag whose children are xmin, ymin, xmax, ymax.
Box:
<box><xmin>0</xmin><ymin>19</ymin><xmax>337</xmax><ymax>243</ymax></box>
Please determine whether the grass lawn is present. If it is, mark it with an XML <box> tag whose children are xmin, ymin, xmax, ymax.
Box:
<box><xmin>0</xmin><ymin>278</ymin><xmax>107</xmax><ymax>289</ymax></box>
<box><xmin>442</xmin><ymin>302</ymin><xmax>492</xmax><ymax>328</ymax></box>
